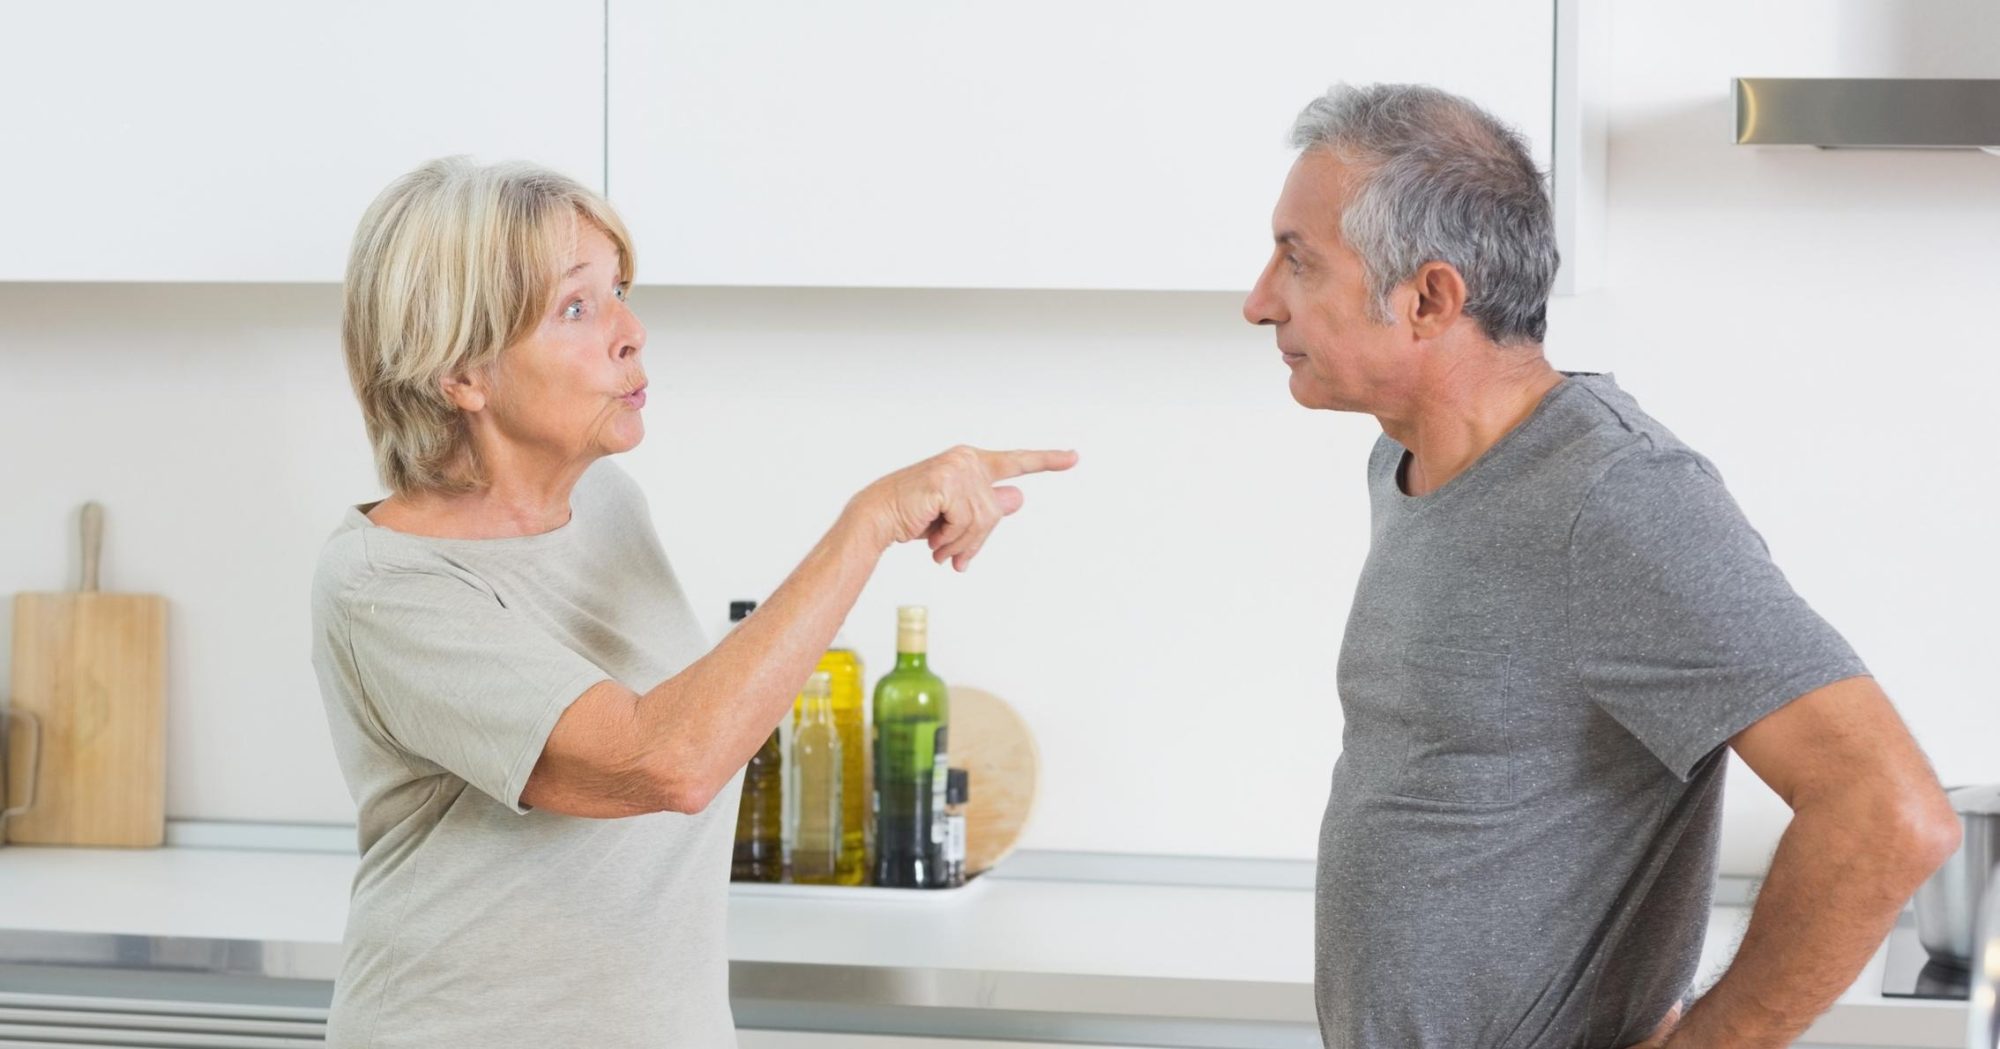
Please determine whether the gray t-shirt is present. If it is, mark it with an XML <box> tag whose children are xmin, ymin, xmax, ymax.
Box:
<box><xmin>310</xmin><ymin>459</ymin><xmax>739</xmax><ymax>1048</ymax></box>
<box><xmin>1316</xmin><ymin>373</ymin><xmax>1867</xmax><ymax>1049</ymax></box>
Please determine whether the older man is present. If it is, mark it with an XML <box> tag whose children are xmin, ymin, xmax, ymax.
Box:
<box><xmin>1243</xmin><ymin>84</ymin><xmax>1960</xmax><ymax>1049</ymax></box>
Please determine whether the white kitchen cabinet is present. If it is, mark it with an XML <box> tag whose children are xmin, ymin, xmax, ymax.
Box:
<box><xmin>607</xmin><ymin>0</ymin><xmax>1556</xmax><ymax>292</ymax></box>
<box><xmin>0</xmin><ymin>1</ymin><xmax>603</xmax><ymax>283</ymax></box>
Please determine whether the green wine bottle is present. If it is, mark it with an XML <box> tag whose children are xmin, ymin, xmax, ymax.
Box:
<box><xmin>872</xmin><ymin>605</ymin><xmax>950</xmax><ymax>888</ymax></box>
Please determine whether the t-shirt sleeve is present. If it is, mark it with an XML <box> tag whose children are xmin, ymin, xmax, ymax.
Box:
<box><xmin>342</xmin><ymin>567</ymin><xmax>611</xmax><ymax>813</ymax></box>
<box><xmin>1567</xmin><ymin>449</ymin><xmax>1868</xmax><ymax>780</ymax></box>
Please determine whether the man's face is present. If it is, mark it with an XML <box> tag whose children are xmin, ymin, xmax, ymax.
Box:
<box><xmin>1242</xmin><ymin>150</ymin><xmax>1412</xmax><ymax>413</ymax></box>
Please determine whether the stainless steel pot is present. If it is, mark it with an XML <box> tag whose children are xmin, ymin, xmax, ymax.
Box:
<box><xmin>1917</xmin><ymin>784</ymin><xmax>2000</xmax><ymax>967</ymax></box>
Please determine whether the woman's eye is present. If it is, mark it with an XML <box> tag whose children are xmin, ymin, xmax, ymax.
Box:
<box><xmin>613</xmin><ymin>283</ymin><xmax>628</xmax><ymax>302</ymax></box>
<box><xmin>562</xmin><ymin>300</ymin><xmax>585</xmax><ymax>321</ymax></box>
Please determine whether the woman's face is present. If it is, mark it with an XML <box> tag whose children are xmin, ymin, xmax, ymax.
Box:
<box><xmin>471</xmin><ymin>222</ymin><xmax>648</xmax><ymax>470</ymax></box>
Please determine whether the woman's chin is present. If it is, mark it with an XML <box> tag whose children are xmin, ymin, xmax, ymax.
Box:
<box><xmin>602</xmin><ymin>418</ymin><xmax>645</xmax><ymax>455</ymax></box>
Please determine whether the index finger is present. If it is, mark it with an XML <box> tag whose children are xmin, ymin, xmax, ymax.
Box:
<box><xmin>977</xmin><ymin>448</ymin><xmax>1080</xmax><ymax>481</ymax></box>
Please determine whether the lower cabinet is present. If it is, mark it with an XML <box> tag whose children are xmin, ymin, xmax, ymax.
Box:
<box><xmin>741</xmin><ymin>1034</ymin><xmax>1177</xmax><ymax>1049</ymax></box>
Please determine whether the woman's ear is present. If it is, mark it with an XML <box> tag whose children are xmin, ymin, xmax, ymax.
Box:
<box><xmin>440</xmin><ymin>370</ymin><xmax>488</xmax><ymax>413</ymax></box>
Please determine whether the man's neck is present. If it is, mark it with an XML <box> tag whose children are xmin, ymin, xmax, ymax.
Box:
<box><xmin>1380</xmin><ymin>351</ymin><xmax>1564</xmax><ymax>498</ymax></box>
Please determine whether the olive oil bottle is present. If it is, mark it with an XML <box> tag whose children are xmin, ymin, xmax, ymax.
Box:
<box><xmin>872</xmin><ymin>606</ymin><xmax>950</xmax><ymax>888</ymax></box>
<box><xmin>784</xmin><ymin>671</ymin><xmax>843</xmax><ymax>884</ymax></box>
<box><xmin>807</xmin><ymin>643</ymin><xmax>869</xmax><ymax>886</ymax></box>
<box><xmin>729</xmin><ymin>600</ymin><xmax>783</xmax><ymax>883</ymax></box>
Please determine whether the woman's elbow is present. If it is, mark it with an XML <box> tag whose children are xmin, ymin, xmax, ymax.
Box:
<box><xmin>645</xmin><ymin>756</ymin><xmax>726</xmax><ymax>816</ymax></box>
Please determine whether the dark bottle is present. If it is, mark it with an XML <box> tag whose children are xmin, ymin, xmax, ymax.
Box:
<box><xmin>873</xmin><ymin>605</ymin><xmax>950</xmax><ymax>887</ymax></box>
<box><xmin>729</xmin><ymin>600</ymin><xmax>783</xmax><ymax>883</ymax></box>
<box><xmin>940</xmin><ymin>768</ymin><xmax>969</xmax><ymax>888</ymax></box>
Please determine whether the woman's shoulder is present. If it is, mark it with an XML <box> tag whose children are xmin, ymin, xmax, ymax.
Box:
<box><xmin>310</xmin><ymin>508</ymin><xmax>484</xmax><ymax>621</ymax></box>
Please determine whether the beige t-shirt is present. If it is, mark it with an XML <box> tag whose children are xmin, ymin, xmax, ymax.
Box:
<box><xmin>310</xmin><ymin>459</ymin><xmax>739</xmax><ymax>1048</ymax></box>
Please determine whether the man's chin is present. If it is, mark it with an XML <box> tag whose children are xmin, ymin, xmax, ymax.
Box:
<box><xmin>1288</xmin><ymin>375</ymin><xmax>1348</xmax><ymax>412</ymax></box>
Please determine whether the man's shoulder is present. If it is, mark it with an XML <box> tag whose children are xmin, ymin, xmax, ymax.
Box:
<box><xmin>1523</xmin><ymin>375</ymin><xmax>1719</xmax><ymax>496</ymax></box>
<box><xmin>1551</xmin><ymin>374</ymin><xmax>1700</xmax><ymax>459</ymax></box>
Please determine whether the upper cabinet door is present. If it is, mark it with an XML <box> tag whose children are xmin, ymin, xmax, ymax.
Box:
<box><xmin>609</xmin><ymin>1</ymin><xmax>1554</xmax><ymax>292</ymax></box>
<box><xmin>0</xmin><ymin>2</ymin><xmax>604</xmax><ymax>283</ymax></box>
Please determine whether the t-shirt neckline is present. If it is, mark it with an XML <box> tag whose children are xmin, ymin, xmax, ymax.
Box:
<box><xmin>347</xmin><ymin>499</ymin><xmax>582</xmax><ymax>550</ymax></box>
<box><xmin>1389</xmin><ymin>373</ymin><xmax>1600</xmax><ymax>513</ymax></box>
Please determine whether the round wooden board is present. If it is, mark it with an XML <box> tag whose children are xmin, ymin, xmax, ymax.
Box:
<box><xmin>949</xmin><ymin>685</ymin><xmax>1039</xmax><ymax>876</ymax></box>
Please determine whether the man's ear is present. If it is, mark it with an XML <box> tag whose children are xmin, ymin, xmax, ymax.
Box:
<box><xmin>1408</xmin><ymin>261</ymin><xmax>1468</xmax><ymax>340</ymax></box>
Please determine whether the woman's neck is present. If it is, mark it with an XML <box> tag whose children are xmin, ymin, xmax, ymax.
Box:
<box><xmin>368</xmin><ymin>461</ymin><xmax>587</xmax><ymax>540</ymax></box>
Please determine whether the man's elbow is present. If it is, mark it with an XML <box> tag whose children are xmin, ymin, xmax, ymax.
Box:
<box><xmin>1864</xmin><ymin>772</ymin><xmax>1960</xmax><ymax>880</ymax></box>
<box><xmin>1885</xmin><ymin>781</ymin><xmax>1962</xmax><ymax>881</ymax></box>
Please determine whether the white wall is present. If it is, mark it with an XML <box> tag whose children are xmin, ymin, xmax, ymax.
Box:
<box><xmin>1594</xmin><ymin>0</ymin><xmax>2000</xmax><ymax>872</ymax></box>
<box><xmin>2</xmin><ymin>0</ymin><xmax>1994</xmax><ymax>874</ymax></box>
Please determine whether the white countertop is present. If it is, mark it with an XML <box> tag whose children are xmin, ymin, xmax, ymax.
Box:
<box><xmin>0</xmin><ymin>845</ymin><xmax>1970</xmax><ymax>1047</ymax></box>
<box><xmin>0</xmin><ymin>845</ymin><xmax>1307</xmax><ymax>985</ymax></box>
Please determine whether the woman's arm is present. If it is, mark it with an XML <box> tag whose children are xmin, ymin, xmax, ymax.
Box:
<box><xmin>520</xmin><ymin>446</ymin><xmax>1076</xmax><ymax>817</ymax></box>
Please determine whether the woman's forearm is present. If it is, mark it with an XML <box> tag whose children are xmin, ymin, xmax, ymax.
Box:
<box><xmin>637</xmin><ymin>501</ymin><xmax>889</xmax><ymax>806</ymax></box>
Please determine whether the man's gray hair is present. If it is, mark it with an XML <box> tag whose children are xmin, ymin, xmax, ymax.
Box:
<box><xmin>1290</xmin><ymin>84</ymin><xmax>1558</xmax><ymax>345</ymax></box>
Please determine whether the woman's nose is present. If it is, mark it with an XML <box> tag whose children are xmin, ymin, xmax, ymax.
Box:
<box><xmin>616</xmin><ymin>309</ymin><xmax>646</xmax><ymax>360</ymax></box>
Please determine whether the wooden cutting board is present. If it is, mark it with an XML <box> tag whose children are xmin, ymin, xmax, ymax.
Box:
<box><xmin>7</xmin><ymin>503</ymin><xmax>167</xmax><ymax>847</ymax></box>
<box><xmin>948</xmin><ymin>685</ymin><xmax>1039</xmax><ymax>876</ymax></box>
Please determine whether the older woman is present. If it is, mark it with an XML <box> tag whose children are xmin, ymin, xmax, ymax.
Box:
<box><xmin>310</xmin><ymin>157</ymin><xmax>1074</xmax><ymax>1048</ymax></box>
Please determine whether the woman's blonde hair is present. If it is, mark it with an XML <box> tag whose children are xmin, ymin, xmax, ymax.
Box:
<box><xmin>341</xmin><ymin>157</ymin><xmax>635</xmax><ymax>496</ymax></box>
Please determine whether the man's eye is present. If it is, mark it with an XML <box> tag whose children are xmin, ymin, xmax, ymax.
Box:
<box><xmin>1286</xmin><ymin>255</ymin><xmax>1304</xmax><ymax>274</ymax></box>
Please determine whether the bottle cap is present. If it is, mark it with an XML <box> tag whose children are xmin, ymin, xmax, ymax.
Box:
<box><xmin>729</xmin><ymin>600</ymin><xmax>758</xmax><ymax>622</ymax></box>
<box><xmin>804</xmin><ymin>670</ymin><xmax>832</xmax><ymax>696</ymax></box>
<box><xmin>946</xmin><ymin>767</ymin><xmax>969</xmax><ymax>805</ymax></box>
<box><xmin>895</xmin><ymin>605</ymin><xmax>929</xmax><ymax>653</ymax></box>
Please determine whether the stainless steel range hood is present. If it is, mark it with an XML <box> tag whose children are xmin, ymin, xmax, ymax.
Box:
<box><xmin>1734</xmin><ymin>78</ymin><xmax>2000</xmax><ymax>150</ymax></box>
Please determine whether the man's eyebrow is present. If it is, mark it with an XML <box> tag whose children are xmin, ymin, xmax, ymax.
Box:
<box><xmin>1276</xmin><ymin>231</ymin><xmax>1308</xmax><ymax>249</ymax></box>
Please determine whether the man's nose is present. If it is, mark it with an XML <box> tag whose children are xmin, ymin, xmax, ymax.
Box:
<box><xmin>1243</xmin><ymin>267</ymin><xmax>1284</xmax><ymax>326</ymax></box>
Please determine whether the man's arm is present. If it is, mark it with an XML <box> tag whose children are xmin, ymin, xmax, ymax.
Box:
<box><xmin>1659</xmin><ymin>676</ymin><xmax>1960</xmax><ymax>1048</ymax></box>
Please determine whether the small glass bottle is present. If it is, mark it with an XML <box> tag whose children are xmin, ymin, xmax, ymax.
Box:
<box><xmin>940</xmin><ymin>768</ymin><xmax>969</xmax><ymax>888</ymax></box>
<box><xmin>785</xmin><ymin>671</ymin><xmax>843</xmax><ymax>884</ymax></box>
<box><xmin>729</xmin><ymin>600</ymin><xmax>783</xmax><ymax>883</ymax></box>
